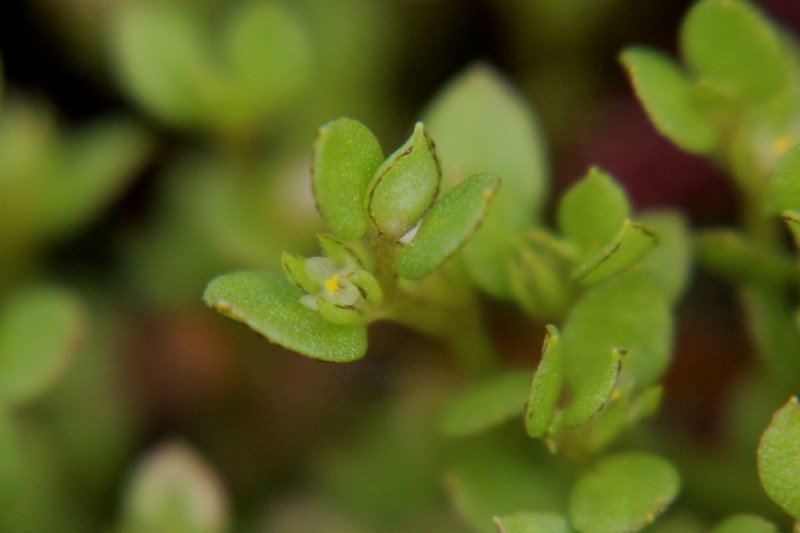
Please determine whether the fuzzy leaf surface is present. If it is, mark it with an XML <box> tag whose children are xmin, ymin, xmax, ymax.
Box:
<box><xmin>313</xmin><ymin>118</ymin><xmax>384</xmax><ymax>240</ymax></box>
<box><xmin>398</xmin><ymin>173</ymin><xmax>499</xmax><ymax>280</ymax></box>
<box><xmin>525</xmin><ymin>325</ymin><xmax>564</xmax><ymax>438</ymax></box>
<box><xmin>571</xmin><ymin>220</ymin><xmax>658</xmax><ymax>286</ymax></box>
<box><xmin>621</xmin><ymin>47</ymin><xmax>717</xmax><ymax>154</ymax></box>
<box><xmin>203</xmin><ymin>271</ymin><xmax>367</xmax><ymax>362</ymax></box>
<box><xmin>569</xmin><ymin>453</ymin><xmax>680</xmax><ymax>533</ymax></box>
<box><xmin>757</xmin><ymin>396</ymin><xmax>800</xmax><ymax>520</ymax></box>
<box><xmin>494</xmin><ymin>512</ymin><xmax>570</xmax><ymax>533</ymax></box>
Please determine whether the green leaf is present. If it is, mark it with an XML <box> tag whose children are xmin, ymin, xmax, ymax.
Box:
<box><xmin>571</xmin><ymin>220</ymin><xmax>658</xmax><ymax>286</ymax></box>
<box><xmin>562</xmin><ymin>348</ymin><xmax>624</xmax><ymax>428</ymax></box>
<box><xmin>367</xmin><ymin>122</ymin><xmax>441</xmax><ymax>237</ymax></box>
<box><xmin>569</xmin><ymin>453</ymin><xmax>680</xmax><ymax>533</ymax></box>
<box><xmin>438</xmin><ymin>369</ymin><xmax>531</xmax><ymax>437</ymax></box>
<box><xmin>757</xmin><ymin>396</ymin><xmax>800</xmax><ymax>520</ymax></box>
<box><xmin>558</xmin><ymin>167</ymin><xmax>630</xmax><ymax>254</ymax></box>
<box><xmin>0</xmin><ymin>287</ymin><xmax>85</xmax><ymax>406</ymax></box>
<box><xmin>312</xmin><ymin>118</ymin><xmax>384</xmax><ymax>240</ymax></box>
<box><xmin>579</xmin><ymin>386</ymin><xmax>664</xmax><ymax>455</ymax></box>
<box><xmin>112</xmin><ymin>3</ymin><xmax>220</xmax><ymax>128</ymax></box>
<box><xmin>224</xmin><ymin>1</ymin><xmax>312</xmax><ymax>125</ymax></box>
<box><xmin>620</xmin><ymin>47</ymin><xmax>718</xmax><ymax>154</ymax></box>
<box><xmin>561</xmin><ymin>271</ymin><xmax>672</xmax><ymax>419</ymax></box>
<box><xmin>782</xmin><ymin>210</ymin><xmax>800</xmax><ymax>249</ymax></box>
<box><xmin>121</xmin><ymin>441</ymin><xmax>230</xmax><ymax>533</ymax></box>
<box><xmin>695</xmin><ymin>229</ymin><xmax>796</xmax><ymax>287</ymax></box>
<box><xmin>525</xmin><ymin>325</ymin><xmax>564</xmax><ymax>439</ymax></box>
<box><xmin>638</xmin><ymin>211</ymin><xmax>692</xmax><ymax>304</ymax></box>
<box><xmin>281</xmin><ymin>252</ymin><xmax>318</xmax><ymax>293</ymax></box>
<box><xmin>680</xmin><ymin>0</ymin><xmax>788</xmax><ymax>103</ymax></box>
<box><xmin>494</xmin><ymin>512</ymin><xmax>570</xmax><ymax>533</ymax></box>
<box><xmin>770</xmin><ymin>145</ymin><xmax>800</xmax><ymax>213</ymax></box>
<box><xmin>203</xmin><ymin>271</ymin><xmax>367</xmax><ymax>362</ymax></box>
<box><xmin>509</xmin><ymin>232</ymin><xmax>574</xmax><ymax>320</ymax></box>
<box><xmin>398</xmin><ymin>173</ymin><xmax>500</xmax><ymax>280</ymax></box>
<box><xmin>425</xmin><ymin>64</ymin><xmax>548</xmax><ymax>298</ymax></box>
<box><xmin>711</xmin><ymin>514</ymin><xmax>778</xmax><ymax>533</ymax></box>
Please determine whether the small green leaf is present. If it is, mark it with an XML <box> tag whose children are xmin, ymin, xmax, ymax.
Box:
<box><xmin>494</xmin><ymin>512</ymin><xmax>570</xmax><ymax>533</ymax></box>
<box><xmin>223</xmin><ymin>1</ymin><xmax>311</xmax><ymax>125</ymax></box>
<box><xmin>711</xmin><ymin>514</ymin><xmax>778</xmax><ymax>533</ymax></box>
<box><xmin>203</xmin><ymin>271</ymin><xmax>367</xmax><ymax>362</ymax></box>
<box><xmin>571</xmin><ymin>220</ymin><xmax>658</xmax><ymax>286</ymax></box>
<box><xmin>525</xmin><ymin>325</ymin><xmax>564</xmax><ymax>439</ymax></box>
<box><xmin>312</xmin><ymin>118</ymin><xmax>384</xmax><ymax>240</ymax></box>
<box><xmin>621</xmin><ymin>47</ymin><xmax>718</xmax><ymax>154</ymax></box>
<box><xmin>121</xmin><ymin>441</ymin><xmax>230</xmax><ymax>533</ymax></box>
<box><xmin>695</xmin><ymin>229</ymin><xmax>796</xmax><ymax>287</ymax></box>
<box><xmin>569</xmin><ymin>453</ymin><xmax>680</xmax><ymax>533</ymax></box>
<box><xmin>680</xmin><ymin>0</ymin><xmax>788</xmax><ymax>103</ymax></box>
<box><xmin>439</xmin><ymin>369</ymin><xmax>531</xmax><ymax>437</ymax></box>
<box><xmin>638</xmin><ymin>211</ymin><xmax>692</xmax><ymax>304</ymax></box>
<box><xmin>579</xmin><ymin>386</ymin><xmax>664</xmax><ymax>455</ymax></box>
<box><xmin>316</xmin><ymin>297</ymin><xmax>365</xmax><ymax>326</ymax></box>
<box><xmin>770</xmin><ymin>145</ymin><xmax>800</xmax><ymax>213</ymax></box>
<box><xmin>558</xmin><ymin>167</ymin><xmax>630</xmax><ymax>254</ymax></box>
<box><xmin>509</xmin><ymin>231</ymin><xmax>575</xmax><ymax>320</ymax></box>
<box><xmin>782</xmin><ymin>210</ymin><xmax>800</xmax><ymax>249</ymax></box>
<box><xmin>349</xmin><ymin>270</ymin><xmax>383</xmax><ymax>305</ymax></box>
<box><xmin>367</xmin><ymin>122</ymin><xmax>441</xmax><ymax>237</ymax></box>
<box><xmin>561</xmin><ymin>271</ymin><xmax>672</xmax><ymax>406</ymax></box>
<box><xmin>281</xmin><ymin>252</ymin><xmax>318</xmax><ymax>293</ymax></box>
<box><xmin>425</xmin><ymin>64</ymin><xmax>548</xmax><ymax>298</ymax></box>
<box><xmin>562</xmin><ymin>348</ymin><xmax>624</xmax><ymax>428</ymax></box>
<box><xmin>398</xmin><ymin>173</ymin><xmax>500</xmax><ymax>280</ymax></box>
<box><xmin>0</xmin><ymin>287</ymin><xmax>85</xmax><ymax>406</ymax></box>
<box><xmin>757</xmin><ymin>396</ymin><xmax>800</xmax><ymax>520</ymax></box>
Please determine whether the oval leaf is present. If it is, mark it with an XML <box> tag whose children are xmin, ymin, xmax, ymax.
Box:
<box><xmin>312</xmin><ymin>117</ymin><xmax>384</xmax><ymax>240</ymax></box>
<box><xmin>638</xmin><ymin>211</ymin><xmax>692</xmax><ymax>304</ymax></box>
<box><xmin>439</xmin><ymin>369</ymin><xmax>531</xmax><ymax>437</ymax></box>
<box><xmin>711</xmin><ymin>514</ymin><xmax>778</xmax><ymax>533</ymax></box>
<box><xmin>367</xmin><ymin>122</ymin><xmax>440</xmax><ymax>237</ymax></box>
<box><xmin>425</xmin><ymin>64</ymin><xmax>548</xmax><ymax>298</ymax></box>
<box><xmin>621</xmin><ymin>47</ymin><xmax>718</xmax><ymax>154</ymax></box>
<box><xmin>494</xmin><ymin>512</ymin><xmax>570</xmax><ymax>533</ymax></box>
<box><xmin>0</xmin><ymin>287</ymin><xmax>85</xmax><ymax>406</ymax></box>
<box><xmin>571</xmin><ymin>220</ymin><xmax>658</xmax><ymax>286</ymax></box>
<box><xmin>558</xmin><ymin>167</ymin><xmax>630</xmax><ymax>254</ymax></box>
<box><xmin>525</xmin><ymin>325</ymin><xmax>564</xmax><ymax>439</ymax></box>
<box><xmin>770</xmin><ymin>145</ymin><xmax>800</xmax><ymax>213</ymax></box>
<box><xmin>680</xmin><ymin>0</ymin><xmax>788</xmax><ymax>103</ymax></box>
<box><xmin>203</xmin><ymin>271</ymin><xmax>367</xmax><ymax>362</ymax></box>
<box><xmin>398</xmin><ymin>172</ymin><xmax>500</xmax><ymax>280</ymax></box>
<box><xmin>569</xmin><ymin>453</ymin><xmax>680</xmax><ymax>533</ymax></box>
<box><xmin>757</xmin><ymin>396</ymin><xmax>800</xmax><ymax>521</ymax></box>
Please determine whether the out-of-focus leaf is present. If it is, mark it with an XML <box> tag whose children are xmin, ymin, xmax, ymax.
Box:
<box><xmin>695</xmin><ymin>229</ymin><xmax>796</xmax><ymax>287</ymax></box>
<box><xmin>558</xmin><ymin>167</ymin><xmax>630</xmax><ymax>254</ymax></box>
<box><xmin>770</xmin><ymin>145</ymin><xmax>800</xmax><ymax>213</ymax></box>
<box><xmin>741</xmin><ymin>286</ymin><xmax>800</xmax><ymax>381</ymax></box>
<box><xmin>508</xmin><ymin>232</ymin><xmax>574</xmax><ymax>321</ymax></box>
<box><xmin>711</xmin><ymin>514</ymin><xmax>778</xmax><ymax>533</ymax></box>
<box><xmin>757</xmin><ymin>396</ymin><xmax>800</xmax><ymax>521</ymax></box>
<box><xmin>367</xmin><ymin>122</ymin><xmax>440</xmax><ymax>238</ymax></box>
<box><xmin>571</xmin><ymin>220</ymin><xmax>658</xmax><ymax>286</ymax></box>
<box><xmin>0</xmin><ymin>287</ymin><xmax>84</xmax><ymax>406</ymax></box>
<box><xmin>579</xmin><ymin>386</ymin><xmax>663</xmax><ymax>455</ymax></box>
<box><xmin>120</xmin><ymin>441</ymin><xmax>230</xmax><ymax>533</ymax></box>
<box><xmin>561</xmin><ymin>271</ymin><xmax>672</xmax><ymax>417</ymax></box>
<box><xmin>203</xmin><ymin>271</ymin><xmax>367</xmax><ymax>362</ymax></box>
<box><xmin>621</xmin><ymin>47</ymin><xmax>718</xmax><ymax>154</ymax></box>
<box><xmin>782</xmin><ymin>210</ymin><xmax>800</xmax><ymax>249</ymax></box>
<box><xmin>398</xmin><ymin>173</ymin><xmax>500</xmax><ymax>280</ymax></box>
<box><xmin>569</xmin><ymin>453</ymin><xmax>680</xmax><ymax>533</ymax></box>
<box><xmin>312</xmin><ymin>118</ymin><xmax>383</xmax><ymax>241</ymax></box>
<box><xmin>638</xmin><ymin>211</ymin><xmax>692</xmax><ymax>304</ymax></box>
<box><xmin>494</xmin><ymin>511</ymin><xmax>570</xmax><ymax>533</ymax></box>
<box><xmin>224</xmin><ymin>1</ymin><xmax>312</xmax><ymax>127</ymax></box>
<box><xmin>680</xmin><ymin>0</ymin><xmax>788</xmax><ymax>103</ymax></box>
<box><xmin>425</xmin><ymin>65</ymin><xmax>548</xmax><ymax>298</ymax></box>
<box><xmin>525</xmin><ymin>325</ymin><xmax>564</xmax><ymax>439</ymax></box>
<box><xmin>438</xmin><ymin>369</ymin><xmax>530</xmax><ymax>437</ymax></box>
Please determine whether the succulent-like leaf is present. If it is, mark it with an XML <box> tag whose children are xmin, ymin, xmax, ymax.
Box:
<box><xmin>398</xmin><ymin>173</ymin><xmax>500</xmax><ymax>280</ymax></box>
<box><xmin>0</xmin><ymin>287</ymin><xmax>85</xmax><ymax>406</ymax></box>
<box><xmin>281</xmin><ymin>252</ymin><xmax>318</xmax><ymax>293</ymax></box>
<box><xmin>438</xmin><ymin>369</ymin><xmax>531</xmax><ymax>437</ymax></box>
<box><xmin>203</xmin><ymin>271</ymin><xmax>367</xmax><ymax>362</ymax></box>
<box><xmin>494</xmin><ymin>512</ymin><xmax>570</xmax><ymax>533</ymax></box>
<box><xmin>770</xmin><ymin>145</ymin><xmax>800</xmax><ymax>213</ymax></box>
<box><xmin>571</xmin><ymin>220</ymin><xmax>658</xmax><ymax>286</ymax></box>
<box><xmin>562</xmin><ymin>348</ymin><xmax>624</xmax><ymax>428</ymax></box>
<box><xmin>558</xmin><ymin>167</ymin><xmax>630</xmax><ymax>254</ymax></box>
<box><xmin>508</xmin><ymin>232</ymin><xmax>575</xmax><ymax>320</ymax></box>
<box><xmin>638</xmin><ymin>211</ymin><xmax>692</xmax><ymax>304</ymax></box>
<box><xmin>757</xmin><ymin>396</ymin><xmax>800</xmax><ymax>521</ymax></box>
<box><xmin>711</xmin><ymin>514</ymin><xmax>778</xmax><ymax>533</ymax></box>
<box><xmin>621</xmin><ymin>47</ymin><xmax>718</xmax><ymax>154</ymax></box>
<box><xmin>525</xmin><ymin>325</ymin><xmax>564</xmax><ymax>439</ymax></box>
<box><xmin>367</xmin><ymin>122</ymin><xmax>440</xmax><ymax>237</ymax></box>
<box><xmin>425</xmin><ymin>65</ymin><xmax>548</xmax><ymax>298</ymax></box>
<box><xmin>680</xmin><ymin>0</ymin><xmax>788</xmax><ymax>103</ymax></box>
<box><xmin>312</xmin><ymin>118</ymin><xmax>384</xmax><ymax>240</ymax></box>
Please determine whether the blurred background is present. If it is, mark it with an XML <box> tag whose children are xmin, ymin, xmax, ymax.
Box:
<box><xmin>0</xmin><ymin>0</ymin><xmax>799</xmax><ymax>531</ymax></box>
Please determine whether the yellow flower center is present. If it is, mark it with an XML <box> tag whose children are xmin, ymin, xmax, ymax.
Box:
<box><xmin>324</xmin><ymin>273</ymin><xmax>341</xmax><ymax>295</ymax></box>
